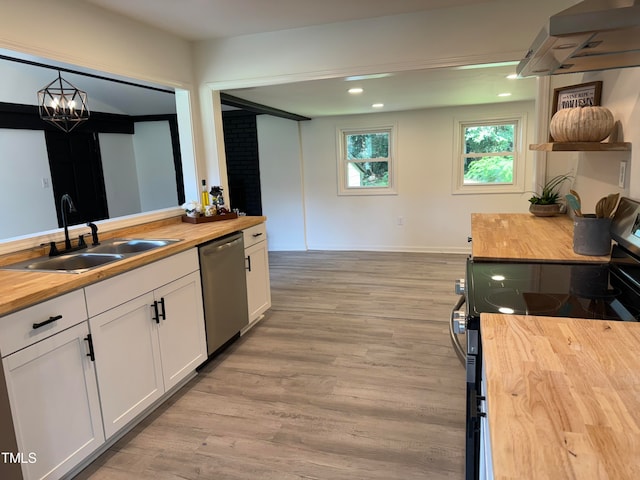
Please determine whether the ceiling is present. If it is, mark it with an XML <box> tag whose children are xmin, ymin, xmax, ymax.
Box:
<box><xmin>223</xmin><ymin>63</ymin><xmax>536</xmax><ymax>118</ymax></box>
<box><xmin>83</xmin><ymin>0</ymin><xmax>496</xmax><ymax>41</ymax></box>
<box><xmin>39</xmin><ymin>1</ymin><xmax>537</xmax><ymax>118</ymax></box>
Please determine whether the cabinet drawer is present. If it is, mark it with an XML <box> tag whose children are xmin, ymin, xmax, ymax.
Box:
<box><xmin>85</xmin><ymin>248</ymin><xmax>199</xmax><ymax>317</ymax></box>
<box><xmin>0</xmin><ymin>289</ymin><xmax>87</xmax><ymax>357</ymax></box>
<box><xmin>243</xmin><ymin>223</ymin><xmax>267</xmax><ymax>248</ymax></box>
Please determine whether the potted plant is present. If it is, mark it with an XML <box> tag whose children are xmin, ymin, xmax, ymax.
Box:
<box><xmin>528</xmin><ymin>173</ymin><xmax>572</xmax><ymax>217</ymax></box>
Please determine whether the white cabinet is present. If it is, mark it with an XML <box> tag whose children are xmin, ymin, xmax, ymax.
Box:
<box><xmin>85</xmin><ymin>249</ymin><xmax>206</xmax><ymax>439</ymax></box>
<box><xmin>1</xmin><ymin>292</ymin><xmax>104</xmax><ymax>480</ymax></box>
<box><xmin>243</xmin><ymin>223</ymin><xmax>271</xmax><ymax>324</ymax></box>
<box><xmin>88</xmin><ymin>292</ymin><xmax>163</xmax><ymax>439</ymax></box>
<box><xmin>155</xmin><ymin>272</ymin><xmax>207</xmax><ymax>391</ymax></box>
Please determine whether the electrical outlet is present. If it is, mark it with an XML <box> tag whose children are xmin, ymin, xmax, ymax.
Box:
<box><xmin>41</xmin><ymin>177</ymin><xmax>50</xmax><ymax>189</ymax></box>
<box><xmin>397</xmin><ymin>216</ymin><xmax>404</xmax><ymax>226</ymax></box>
<box><xmin>619</xmin><ymin>162</ymin><xmax>627</xmax><ymax>188</ymax></box>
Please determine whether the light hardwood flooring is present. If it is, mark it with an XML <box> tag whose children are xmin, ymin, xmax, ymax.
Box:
<box><xmin>75</xmin><ymin>251</ymin><xmax>468</xmax><ymax>480</ymax></box>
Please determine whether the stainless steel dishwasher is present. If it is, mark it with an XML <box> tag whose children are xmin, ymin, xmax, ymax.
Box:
<box><xmin>198</xmin><ymin>232</ymin><xmax>249</xmax><ymax>356</ymax></box>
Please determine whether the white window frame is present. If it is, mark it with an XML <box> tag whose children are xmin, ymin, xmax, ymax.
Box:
<box><xmin>452</xmin><ymin>113</ymin><xmax>526</xmax><ymax>195</ymax></box>
<box><xmin>337</xmin><ymin>124</ymin><xmax>397</xmax><ymax>196</ymax></box>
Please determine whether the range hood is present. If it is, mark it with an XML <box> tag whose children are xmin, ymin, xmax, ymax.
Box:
<box><xmin>517</xmin><ymin>0</ymin><xmax>640</xmax><ymax>76</ymax></box>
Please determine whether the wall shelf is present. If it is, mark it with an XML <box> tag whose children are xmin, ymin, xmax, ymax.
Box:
<box><xmin>529</xmin><ymin>142</ymin><xmax>632</xmax><ymax>152</ymax></box>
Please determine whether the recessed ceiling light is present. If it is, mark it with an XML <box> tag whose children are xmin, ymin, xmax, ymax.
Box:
<box><xmin>372</xmin><ymin>103</ymin><xmax>384</xmax><ymax>108</ymax></box>
<box><xmin>348</xmin><ymin>88</ymin><xmax>364</xmax><ymax>94</ymax></box>
<box><xmin>506</xmin><ymin>74</ymin><xmax>518</xmax><ymax>79</ymax></box>
<box><xmin>498</xmin><ymin>92</ymin><xmax>512</xmax><ymax>97</ymax></box>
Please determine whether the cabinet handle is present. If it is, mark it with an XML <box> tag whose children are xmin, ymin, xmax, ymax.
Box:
<box><xmin>246</xmin><ymin>255</ymin><xmax>252</xmax><ymax>272</ymax></box>
<box><xmin>159</xmin><ymin>297</ymin><xmax>166</xmax><ymax>321</ymax></box>
<box><xmin>252</xmin><ymin>232</ymin><xmax>263</xmax><ymax>238</ymax></box>
<box><xmin>85</xmin><ymin>334</ymin><xmax>95</xmax><ymax>362</ymax></box>
<box><xmin>32</xmin><ymin>314</ymin><xmax>62</xmax><ymax>330</ymax></box>
<box><xmin>151</xmin><ymin>301</ymin><xmax>160</xmax><ymax>324</ymax></box>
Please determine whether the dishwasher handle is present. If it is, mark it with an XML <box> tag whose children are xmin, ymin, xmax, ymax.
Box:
<box><xmin>200</xmin><ymin>236</ymin><xmax>243</xmax><ymax>256</ymax></box>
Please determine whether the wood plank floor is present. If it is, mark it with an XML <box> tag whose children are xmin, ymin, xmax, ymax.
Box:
<box><xmin>75</xmin><ymin>251</ymin><xmax>468</xmax><ymax>480</ymax></box>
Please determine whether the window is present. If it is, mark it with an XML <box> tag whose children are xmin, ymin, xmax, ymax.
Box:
<box><xmin>337</xmin><ymin>125</ymin><xmax>396</xmax><ymax>195</ymax></box>
<box><xmin>453</xmin><ymin>114</ymin><xmax>526</xmax><ymax>194</ymax></box>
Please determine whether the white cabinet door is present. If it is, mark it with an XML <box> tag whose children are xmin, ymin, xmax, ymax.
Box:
<box><xmin>3</xmin><ymin>322</ymin><xmax>104</xmax><ymax>480</ymax></box>
<box><xmin>89</xmin><ymin>292</ymin><xmax>164</xmax><ymax>439</ymax></box>
<box><xmin>245</xmin><ymin>240</ymin><xmax>271</xmax><ymax>322</ymax></box>
<box><xmin>155</xmin><ymin>272</ymin><xmax>207</xmax><ymax>391</ymax></box>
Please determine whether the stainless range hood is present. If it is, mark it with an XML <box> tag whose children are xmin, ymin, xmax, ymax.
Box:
<box><xmin>517</xmin><ymin>0</ymin><xmax>640</xmax><ymax>76</ymax></box>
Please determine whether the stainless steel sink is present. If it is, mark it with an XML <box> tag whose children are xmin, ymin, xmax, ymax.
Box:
<box><xmin>24</xmin><ymin>253</ymin><xmax>124</xmax><ymax>273</ymax></box>
<box><xmin>87</xmin><ymin>239</ymin><xmax>179</xmax><ymax>254</ymax></box>
<box><xmin>1</xmin><ymin>238</ymin><xmax>181</xmax><ymax>274</ymax></box>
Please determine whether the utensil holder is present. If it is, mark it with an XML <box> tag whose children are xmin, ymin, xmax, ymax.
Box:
<box><xmin>573</xmin><ymin>215</ymin><xmax>612</xmax><ymax>256</ymax></box>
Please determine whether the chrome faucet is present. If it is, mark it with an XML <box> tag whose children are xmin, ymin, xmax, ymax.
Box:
<box><xmin>60</xmin><ymin>194</ymin><xmax>76</xmax><ymax>250</ymax></box>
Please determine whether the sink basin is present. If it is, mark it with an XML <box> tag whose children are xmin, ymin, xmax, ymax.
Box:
<box><xmin>24</xmin><ymin>253</ymin><xmax>124</xmax><ymax>273</ymax></box>
<box><xmin>0</xmin><ymin>238</ymin><xmax>181</xmax><ymax>273</ymax></box>
<box><xmin>87</xmin><ymin>239</ymin><xmax>180</xmax><ymax>255</ymax></box>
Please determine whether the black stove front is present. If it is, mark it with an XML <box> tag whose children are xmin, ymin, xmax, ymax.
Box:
<box><xmin>460</xmin><ymin>247</ymin><xmax>640</xmax><ymax>479</ymax></box>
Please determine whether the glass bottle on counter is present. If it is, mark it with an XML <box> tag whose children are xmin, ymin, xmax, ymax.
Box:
<box><xmin>201</xmin><ymin>179</ymin><xmax>210</xmax><ymax>206</ymax></box>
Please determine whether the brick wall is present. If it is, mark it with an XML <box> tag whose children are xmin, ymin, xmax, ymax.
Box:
<box><xmin>222</xmin><ymin>111</ymin><xmax>262</xmax><ymax>216</ymax></box>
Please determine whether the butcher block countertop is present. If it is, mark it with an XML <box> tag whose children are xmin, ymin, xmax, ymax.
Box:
<box><xmin>471</xmin><ymin>213</ymin><xmax>610</xmax><ymax>263</ymax></box>
<box><xmin>0</xmin><ymin>215</ymin><xmax>265</xmax><ymax>317</ymax></box>
<box><xmin>481</xmin><ymin>313</ymin><xmax>640</xmax><ymax>480</ymax></box>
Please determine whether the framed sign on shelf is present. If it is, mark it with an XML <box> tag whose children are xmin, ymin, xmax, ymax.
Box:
<box><xmin>552</xmin><ymin>81</ymin><xmax>602</xmax><ymax>116</ymax></box>
<box><xmin>549</xmin><ymin>81</ymin><xmax>603</xmax><ymax>141</ymax></box>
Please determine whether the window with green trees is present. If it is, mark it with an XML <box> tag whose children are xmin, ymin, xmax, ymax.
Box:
<box><xmin>338</xmin><ymin>126</ymin><xmax>396</xmax><ymax>195</ymax></box>
<box><xmin>462</xmin><ymin>122</ymin><xmax>515</xmax><ymax>185</ymax></box>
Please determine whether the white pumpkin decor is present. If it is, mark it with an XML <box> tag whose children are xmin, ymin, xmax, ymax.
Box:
<box><xmin>549</xmin><ymin>106</ymin><xmax>614</xmax><ymax>142</ymax></box>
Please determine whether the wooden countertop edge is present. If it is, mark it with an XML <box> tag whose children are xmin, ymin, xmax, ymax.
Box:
<box><xmin>0</xmin><ymin>215</ymin><xmax>266</xmax><ymax>317</ymax></box>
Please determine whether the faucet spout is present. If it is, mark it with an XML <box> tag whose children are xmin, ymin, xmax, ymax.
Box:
<box><xmin>60</xmin><ymin>194</ymin><xmax>76</xmax><ymax>250</ymax></box>
<box><xmin>87</xmin><ymin>222</ymin><xmax>100</xmax><ymax>246</ymax></box>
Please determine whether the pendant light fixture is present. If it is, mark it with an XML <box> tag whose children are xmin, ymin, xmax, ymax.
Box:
<box><xmin>37</xmin><ymin>71</ymin><xmax>89</xmax><ymax>132</ymax></box>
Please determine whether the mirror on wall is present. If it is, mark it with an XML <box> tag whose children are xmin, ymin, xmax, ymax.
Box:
<box><xmin>0</xmin><ymin>51</ymin><xmax>185</xmax><ymax>241</ymax></box>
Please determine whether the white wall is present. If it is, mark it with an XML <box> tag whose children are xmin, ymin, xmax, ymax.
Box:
<box><xmin>93</xmin><ymin>123</ymin><xmax>179</xmax><ymax>218</ymax></box>
<box><xmin>0</xmin><ymin>129</ymin><xmax>57</xmax><ymax>238</ymax></box>
<box><xmin>291</xmin><ymin>101</ymin><xmax>536</xmax><ymax>253</ymax></box>
<box><xmin>99</xmin><ymin>133</ymin><xmax>142</xmax><ymax>218</ymax></box>
<box><xmin>132</xmin><ymin>121</ymin><xmax>179</xmax><ymax>211</ymax></box>
<box><xmin>545</xmin><ymin>66</ymin><xmax>639</xmax><ymax>215</ymax></box>
<box><xmin>256</xmin><ymin>116</ymin><xmax>306</xmax><ymax>250</ymax></box>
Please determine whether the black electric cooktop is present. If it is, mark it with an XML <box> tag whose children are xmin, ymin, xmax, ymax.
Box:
<box><xmin>466</xmin><ymin>258</ymin><xmax>640</xmax><ymax>321</ymax></box>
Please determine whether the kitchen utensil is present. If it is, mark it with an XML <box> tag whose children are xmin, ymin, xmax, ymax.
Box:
<box><xmin>595</xmin><ymin>196</ymin><xmax>607</xmax><ymax>218</ymax></box>
<box><xmin>565</xmin><ymin>193</ymin><xmax>582</xmax><ymax>217</ymax></box>
<box><xmin>570</xmin><ymin>189</ymin><xmax>582</xmax><ymax>207</ymax></box>
<box><xmin>604</xmin><ymin>193</ymin><xmax>620</xmax><ymax>218</ymax></box>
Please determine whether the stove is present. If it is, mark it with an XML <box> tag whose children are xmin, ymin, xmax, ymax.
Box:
<box><xmin>452</xmin><ymin>197</ymin><xmax>640</xmax><ymax>480</ymax></box>
<box><xmin>468</xmin><ymin>255</ymin><xmax>639</xmax><ymax>321</ymax></box>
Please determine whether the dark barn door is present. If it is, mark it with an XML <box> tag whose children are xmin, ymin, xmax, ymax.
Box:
<box><xmin>45</xmin><ymin>130</ymin><xmax>109</xmax><ymax>227</ymax></box>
